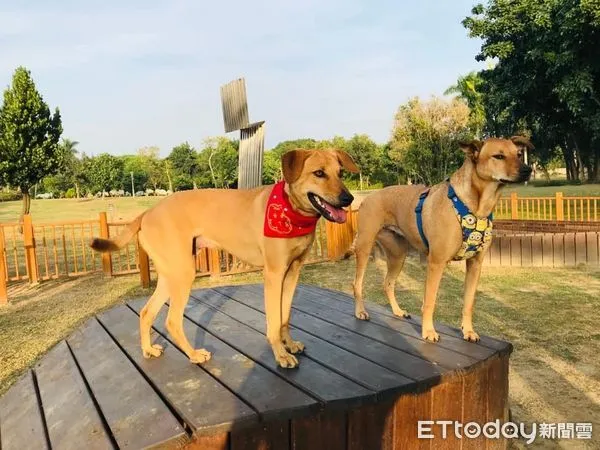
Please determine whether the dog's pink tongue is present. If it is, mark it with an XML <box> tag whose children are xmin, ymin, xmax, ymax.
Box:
<box><xmin>324</xmin><ymin>204</ymin><xmax>347</xmax><ymax>223</ymax></box>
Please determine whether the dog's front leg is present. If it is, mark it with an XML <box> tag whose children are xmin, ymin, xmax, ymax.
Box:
<box><xmin>421</xmin><ymin>260</ymin><xmax>445</xmax><ymax>342</ymax></box>
<box><xmin>264</xmin><ymin>266</ymin><xmax>299</xmax><ymax>368</ymax></box>
<box><xmin>280</xmin><ymin>257</ymin><xmax>306</xmax><ymax>354</ymax></box>
<box><xmin>461</xmin><ymin>252</ymin><xmax>485</xmax><ymax>342</ymax></box>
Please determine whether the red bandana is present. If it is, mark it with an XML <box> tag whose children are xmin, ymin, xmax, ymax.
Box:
<box><xmin>264</xmin><ymin>181</ymin><xmax>320</xmax><ymax>238</ymax></box>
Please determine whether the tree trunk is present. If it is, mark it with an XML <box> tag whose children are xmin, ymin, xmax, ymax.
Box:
<box><xmin>208</xmin><ymin>150</ymin><xmax>217</xmax><ymax>188</ymax></box>
<box><xmin>75</xmin><ymin>182</ymin><xmax>80</xmax><ymax>199</ymax></box>
<box><xmin>359</xmin><ymin>173</ymin><xmax>363</xmax><ymax>190</ymax></box>
<box><xmin>19</xmin><ymin>188</ymin><xmax>31</xmax><ymax>233</ymax></box>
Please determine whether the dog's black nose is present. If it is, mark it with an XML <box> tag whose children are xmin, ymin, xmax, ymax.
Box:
<box><xmin>338</xmin><ymin>190</ymin><xmax>354</xmax><ymax>207</ymax></box>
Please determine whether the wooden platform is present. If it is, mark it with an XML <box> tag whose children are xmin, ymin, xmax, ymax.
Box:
<box><xmin>0</xmin><ymin>284</ymin><xmax>512</xmax><ymax>449</ymax></box>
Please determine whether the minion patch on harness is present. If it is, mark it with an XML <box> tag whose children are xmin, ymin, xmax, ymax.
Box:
<box><xmin>448</xmin><ymin>186</ymin><xmax>493</xmax><ymax>261</ymax></box>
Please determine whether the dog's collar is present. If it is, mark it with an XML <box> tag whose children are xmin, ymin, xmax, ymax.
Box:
<box><xmin>264</xmin><ymin>181</ymin><xmax>320</xmax><ymax>238</ymax></box>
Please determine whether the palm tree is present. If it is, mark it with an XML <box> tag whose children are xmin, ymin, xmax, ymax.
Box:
<box><xmin>59</xmin><ymin>138</ymin><xmax>82</xmax><ymax>198</ymax></box>
<box><xmin>445</xmin><ymin>72</ymin><xmax>486</xmax><ymax>138</ymax></box>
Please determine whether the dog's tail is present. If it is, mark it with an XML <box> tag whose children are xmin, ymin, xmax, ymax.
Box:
<box><xmin>341</xmin><ymin>233</ymin><xmax>385</xmax><ymax>264</ymax></box>
<box><xmin>90</xmin><ymin>213</ymin><xmax>145</xmax><ymax>253</ymax></box>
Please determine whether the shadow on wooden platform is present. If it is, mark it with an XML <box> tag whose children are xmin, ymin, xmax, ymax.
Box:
<box><xmin>0</xmin><ymin>284</ymin><xmax>512</xmax><ymax>449</ymax></box>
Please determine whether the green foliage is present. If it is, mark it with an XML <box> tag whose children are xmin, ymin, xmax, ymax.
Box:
<box><xmin>167</xmin><ymin>142</ymin><xmax>198</xmax><ymax>190</ymax></box>
<box><xmin>0</xmin><ymin>67</ymin><xmax>63</xmax><ymax>212</ymax></box>
<box><xmin>445</xmin><ymin>71</ymin><xmax>486</xmax><ymax>137</ymax></box>
<box><xmin>463</xmin><ymin>0</ymin><xmax>600</xmax><ymax>181</ymax></box>
<box><xmin>85</xmin><ymin>153</ymin><xmax>124</xmax><ymax>194</ymax></box>
<box><xmin>137</xmin><ymin>147</ymin><xmax>166</xmax><ymax>190</ymax></box>
<box><xmin>121</xmin><ymin>154</ymin><xmax>149</xmax><ymax>194</ymax></box>
<box><xmin>65</xmin><ymin>188</ymin><xmax>76</xmax><ymax>198</ymax></box>
<box><xmin>198</xmin><ymin>137</ymin><xmax>238</xmax><ymax>188</ymax></box>
<box><xmin>390</xmin><ymin>96</ymin><xmax>473</xmax><ymax>185</ymax></box>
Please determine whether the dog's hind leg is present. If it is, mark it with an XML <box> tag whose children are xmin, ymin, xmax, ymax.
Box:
<box><xmin>165</xmin><ymin>262</ymin><xmax>212</xmax><ymax>364</ymax></box>
<box><xmin>377</xmin><ymin>229</ymin><xmax>411</xmax><ymax>318</ymax></box>
<box><xmin>140</xmin><ymin>275</ymin><xmax>169</xmax><ymax>358</ymax></box>
<box><xmin>461</xmin><ymin>251</ymin><xmax>485</xmax><ymax>342</ymax></box>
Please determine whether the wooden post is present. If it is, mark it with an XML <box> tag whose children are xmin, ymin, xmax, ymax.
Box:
<box><xmin>138</xmin><ymin>237</ymin><xmax>151</xmax><ymax>288</ymax></box>
<box><xmin>510</xmin><ymin>192</ymin><xmax>519</xmax><ymax>220</ymax></box>
<box><xmin>556</xmin><ymin>192</ymin><xmax>564</xmax><ymax>221</ymax></box>
<box><xmin>23</xmin><ymin>214</ymin><xmax>39</xmax><ymax>284</ymax></box>
<box><xmin>209</xmin><ymin>249</ymin><xmax>221</xmax><ymax>276</ymax></box>
<box><xmin>0</xmin><ymin>227</ymin><xmax>7</xmax><ymax>305</ymax></box>
<box><xmin>99</xmin><ymin>212</ymin><xmax>113</xmax><ymax>276</ymax></box>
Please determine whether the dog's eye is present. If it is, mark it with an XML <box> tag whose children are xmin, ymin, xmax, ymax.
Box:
<box><xmin>493</xmin><ymin>154</ymin><xmax>505</xmax><ymax>160</ymax></box>
<box><xmin>313</xmin><ymin>170</ymin><xmax>325</xmax><ymax>178</ymax></box>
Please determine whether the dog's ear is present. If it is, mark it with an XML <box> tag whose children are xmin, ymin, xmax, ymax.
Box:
<box><xmin>459</xmin><ymin>139</ymin><xmax>484</xmax><ymax>161</ymax></box>
<box><xmin>334</xmin><ymin>149</ymin><xmax>360</xmax><ymax>174</ymax></box>
<box><xmin>510</xmin><ymin>136</ymin><xmax>535</xmax><ymax>151</ymax></box>
<box><xmin>281</xmin><ymin>149</ymin><xmax>312</xmax><ymax>184</ymax></box>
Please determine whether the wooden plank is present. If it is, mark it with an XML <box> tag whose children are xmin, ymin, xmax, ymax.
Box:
<box><xmin>291</xmin><ymin>412</ymin><xmax>346</xmax><ymax>450</ymax></box>
<box><xmin>489</xmin><ymin>236</ymin><xmax>501</xmax><ymax>266</ymax></box>
<box><xmin>181</xmin><ymin>299</ymin><xmax>374</xmax><ymax>408</ymax></box>
<box><xmin>462</xmin><ymin>364</ymin><xmax>488</xmax><ymax>450</ymax></box>
<box><xmin>531</xmin><ymin>235</ymin><xmax>543</xmax><ymax>266</ymax></box>
<box><xmin>509</xmin><ymin>236</ymin><xmax>521</xmax><ymax>266</ymax></box>
<box><xmin>127</xmin><ymin>298</ymin><xmax>318</xmax><ymax>422</ymax></box>
<box><xmin>393</xmin><ymin>390</ymin><xmax>431</xmax><ymax>450</ymax></box>
<box><xmin>521</xmin><ymin>236</ymin><xmax>532</xmax><ymax>267</ymax></box>
<box><xmin>575</xmin><ymin>233</ymin><xmax>587</xmax><ymax>265</ymax></box>
<box><xmin>586</xmin><ymin>232</ymin><xmax>599</xmax><ymax>265</ymax></box>
<box><xmin>0</xmin><ymin>371</ymin><xmax>49</xmax><ymax>450</ymax></box>
<box><xmin>185</xmin><ymin>433</ymin><xmax>229</xmax><ymax>450</ymax></box>
<box><xmin>553</xmin><ymin>233</ymin><xmax>564</xmax><ymax>267</ymax></box>
<box><xmin>230</xmin><ymin>420</ymin><xmax>289</xmax><ymax>450</ymax></box>
<box><xmin>35</xmin><ymin>341</ymin><xmax>114</xmax><ymax>449</ymax></box>
<box><xmin>293</xmin><ymin>288</ymin><xmax>496</xmax><ymax>361</ymax></box>
<box><xmin>67</xmin><ymin>318</ymin><xmax>187</xmax><ymax>449</ymax></box>
<box><xmin>564</xmin><ymin>233</ymin><xmax>576</xmax><ymax>266</ymax></box>
<box><xmin>212</xmin><ymin>285</ymin><xmax>477</xmax><ymax>370</ymax></box>
<box><xmin>208</xmin><ymin>288</ymin><xmax>444</xmax><ymax>382</ymax></box>
<box><xmin>542</xmin><ymin>234</ymin><xmax>554</xmax><ymax>267</ymax></box>
<box><xmin>293</xmin><ymin>284</ymin><xmax>510</xmax><ymax>353</ymax></box>
<box><xmin>347</xmin><ymin>400</ymin><xmax>395</xmax><ymax>450</ymax></box>
<box><xmin>487</xmin><ymin>356</ymin><xmax>509</xmax><ymax>450</ymax></box>
<box><xmin>98</xmin><ymin>305</ymin><xmax>257</xmax><ymax>436</ymax></box>
<box><xmin>430</xmin><ymin>375</ymin><xmax>464</xmax><ymax>449</ymax></box>
<box><xmin>193</xmin><ymin>289</ymin><xmax>416</xmax><ymax>394</ymax></box>
<box><xmin>499</xmin><ymin>237</ymin><xmax>511</xmax><ymax>266</ymax></box>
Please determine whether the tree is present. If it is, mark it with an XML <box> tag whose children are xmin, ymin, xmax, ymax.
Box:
<box><xmin>137</xmin><ymin>147</ymin><xmax>165</xmax><ymax>191</ymax></box>
<box><xmin>445</xmin><ymin>71</ymin><xmax>486</xmax><ymax>138</ymax></box>
<box><xmin>86</xmin><ymin>153</ymin><xmax>124</xmax><ymax>196</ymax></box>
<box><xmin>198</xmin><ymin>137</ymin><xmax>238</xmax><ymax>188</ymax></box>
<box><xmin>343</xmin><ymin>134</ymin><xmax>379</xmax><ymax>189</ymax></box>
<box><xmin>121</xmin><ymin>154</ymin><xmax>148</xmax><ymax>194</ymax></box>
<box><xmin>0</xmin><ymin>67</ymin><xmax>63</xmax><ymax>219</ymax></box>
<box><xmin>390</xmin><ymin>96</ymin><xmax>473</xmax><ymax>185</ymax></box>
<box><xmin>168</xmin><ymin>142</ymin><xmax>198</xmax><ymax>190</ymax></box>
<box><xmin>463</xmin><ymin>0</ymin><xmax>600</xmax><ymax>181</ymax></box>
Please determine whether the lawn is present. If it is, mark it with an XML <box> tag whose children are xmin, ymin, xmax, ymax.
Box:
<box><xmin>1</xmin><ymin>257</ymin><xmax>598</xmax><ymax>449</ymax></box>
<box><xmin>2</xmin><ymin>182</ymin><xmax>600</xmax><ymax>224</ymax></box>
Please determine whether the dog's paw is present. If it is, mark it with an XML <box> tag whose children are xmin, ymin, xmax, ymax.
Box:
<box><xmin>285</xmin><ymin>339</ymin><xmax>305</xmax><ymax>354</ymax></box>
<box><xmin>463</xmin><ymin>330</ymin><xmax>480</xmax><ymax>342</ymax></box>
<box><xmin>275</xmin><ymin>351</ymin><xmax>299</xmax><ymax>369</ymax></box>
<box><xmin>392</xmin><ymin>307</ymin><xmax>411</xmax><ymax>319</ymax></box>
<box><xmin>355</xmin><ymin>309</ymin><xmax>370</xmax><ymax>320</ymax></box>
<box><xmin>422</xmin><ymin>329</ymin><xmax>440</xmax><ymax>342</ymax></box>
<box><xmin>189</xmin><ymin>348</ymin><xmax>212</xmax><ymax>364</ymax></box>
<box><xmin>142</xmin><ymin>344</ymin><xmax>163</xmax><ymax>359</ymax></box>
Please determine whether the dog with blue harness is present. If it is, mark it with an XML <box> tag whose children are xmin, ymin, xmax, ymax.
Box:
<box><xmin>346</xmin><ymin>136</ymin><xmax>533</xmax><ymax>343</ymax></box>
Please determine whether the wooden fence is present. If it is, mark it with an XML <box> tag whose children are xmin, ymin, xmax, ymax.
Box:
<box><xmin>495</xmin><ymin>192</ymin><xmax>600</xmax><ymax>221</ymax></box>
<box><xmin>1</xmin><ymin>191</ymin><xmax>600</xmax><ymax>304</ymax></box>
<box><xmin>0</xmin><ymin>212</ymin><xmax>329</xmax><ymax>304</ymax></box>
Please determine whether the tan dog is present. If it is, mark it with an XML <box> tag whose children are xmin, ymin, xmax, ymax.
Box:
<box><xmin>91</xmin><ymin>149</ymin><xmax>359</xmax><ymax>368</ymax></box>
<box><xmin>347</xmin><ymin>137</ymin><xmax>533</xmax><ymax>342</ymax></box>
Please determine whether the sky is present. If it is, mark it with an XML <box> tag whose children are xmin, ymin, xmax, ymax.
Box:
<box><xmin>0</xmin><ymin>0</ymin><xmax>485</xmax><ymax>157</ymax></box>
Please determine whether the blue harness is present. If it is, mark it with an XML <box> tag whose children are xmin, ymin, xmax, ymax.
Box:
<box><xmin>415</xmin><ymin>184</ymin><xmax>494</xmax><ymax>261</ymax></box>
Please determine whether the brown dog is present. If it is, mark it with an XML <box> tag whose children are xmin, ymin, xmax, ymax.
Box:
<box><xmin>90</xmin><ymin>149</ymin><xmax>359</xmax><ymax>368</ymax></box>
<box><xmin>347</xmin><ymin>137</ymin><xmax>533</xmax><ymax>342</ymax></box>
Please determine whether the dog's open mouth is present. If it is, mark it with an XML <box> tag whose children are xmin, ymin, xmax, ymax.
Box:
<box><xmin>308</xmin><ymin>193</ymin><xmax>347</xmax><ymax>223</ymax></box>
